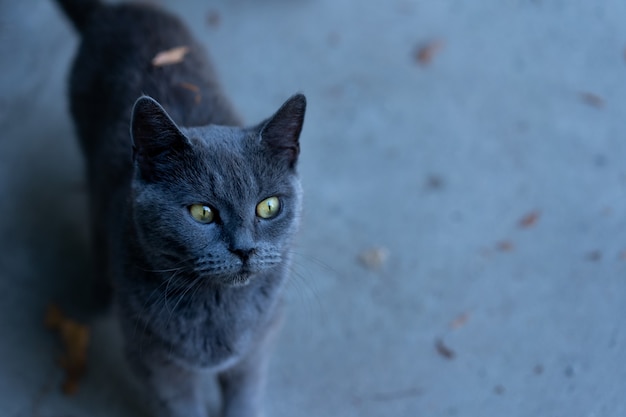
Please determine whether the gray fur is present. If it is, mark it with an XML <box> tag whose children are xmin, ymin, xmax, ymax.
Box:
<box><xmin>53</xmin><ymin>1</ymin><xmax>306</xmax><ymax>416</ymax></box>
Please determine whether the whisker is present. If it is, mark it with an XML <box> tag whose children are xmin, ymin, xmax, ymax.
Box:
<box><xmin>163</xmin><ymin>268</ymin><xmax>192</xmax><ymax>315</ymax></box>
<box><xmin>164</xmin><ymin>275</ymin><xmax>207</xmax><ymax>358</ymax></box>
<box><xmin>139</xmin><ymin>253</ymin><xmax>198</xmax><ymax>273</ymax></box>
<box><xmin>133</xmin><ymin>267</ymin><xmax>188</xmax><ymax>348</ymax></box>
<box><xmin>167</xmin><ymin>275</ymin><xmax>202</xmax><ymax>318</ymax></box>
<box><xmin>285</xmin><ymin>249</ymin><xmax>337</xmax><ymax>275</ymax></box>
<box><xmin>282</xmin><ymin>253</ymin><xmax>331</xmax><ymax>325</ymax></box>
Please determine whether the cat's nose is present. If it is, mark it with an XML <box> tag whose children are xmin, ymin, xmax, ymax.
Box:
<box><xmin>230</xmin><ymin>247</ymin><xmax>256</xmax><ymax>261</ymax></box>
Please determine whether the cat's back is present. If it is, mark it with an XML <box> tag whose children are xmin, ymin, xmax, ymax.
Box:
<box><xmin>67</xmin><ymin>2</ymin><xmax>240</xmax><ymax>159</ymax></box>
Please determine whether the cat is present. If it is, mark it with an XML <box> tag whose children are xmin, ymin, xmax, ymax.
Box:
<box><xmin>53</xmin><ymin>1</ymin><xmax>306</xmax><ymax>416</ymax></box>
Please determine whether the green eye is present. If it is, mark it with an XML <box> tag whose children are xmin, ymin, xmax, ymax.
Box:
<box><xmin>189</xmin><ymin>204</ymin><xmax>215</xmax><ymax>224</ymax></box>
<box><xmin>256</xmin><ymin>196</ymin><xmax>281</xmax><ymax>219</ymax></box>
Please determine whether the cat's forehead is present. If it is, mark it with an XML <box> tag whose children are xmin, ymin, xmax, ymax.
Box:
<box><xmin>182</xmin><ymin>125</ymin><xmax>253</xmax><ymax>182</ymax></box>
<box><xmin>182</xmin><ymin>125</ymin><xmax>249</xmax><ymax>149</ymax></box>
<box><xmin>177</xmin><ymin>125</ymin><xmax>288</xmax><ymax>201</ymax></box>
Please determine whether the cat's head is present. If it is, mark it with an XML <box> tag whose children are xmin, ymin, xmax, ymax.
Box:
<box><xmin>129</xmin><ymin>94</ymin><xmax>306</xmax><ymax>287</ymax></box>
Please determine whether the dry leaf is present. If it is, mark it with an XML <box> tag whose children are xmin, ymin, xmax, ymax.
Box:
<box><xmin>415</xmin><ymin>39</ymin><xmax>445</xmax><ymax>66</ymax></box>
<box><xmin>496</xmin><ymin>240</ymin><xmax>514</xmax><ymax>252</ymax></box>
<box><xmin>45</xmin><ymin>305</ymin><xmax>90</xmax><ymax>395</ymax></box>
<box><xmin>324</xmin><ymin>85</ymin><xmax>344</xmax><ymax>98</ymax></box>
<box><xmin>179</xmin><ymin>82</ymin><xmax>200</xmax><ymax>93</ymax></box>
<box><xmin>152</xmin><ymin>46</ymin><xmax>190</xmax><ymax>67</ymax></box>
<box><xmin>579</xmin><ymin>92</ymin><xmax>604</xmax><ymax>109</ymax></box>
<box><xmin>435</xmin><ymin>338</ymin><xmax>455</xmax><ymax>360</ymax></box>
<box><xmin>178</xmin><ymin>82</ymin><xmax>202</xmax><ymax>104</ymax></box>
<box><xmin>364</xmin><ymin>387</ymin><xmax>422</xmax><ymax>403</ymax></box>
<box><xmin>586</xmin><ymin>250</ymin><xmax>602</xmax><ymax>262</ymax></box>
<box><xmin>358</xmin><ymin>247</ymin><xmax>389</xmax><ymax>270</ymax></box>
<box><xmin>450</xmin><ymin>312</ymin><xmax>470</xmax><ymax>330</ymax></box>
<box><xmin>327</xmin><ymin>32</ymin><xmax>341</xmax><ymax>47</ymax></box>
<box><xmin>518</xmin><ymin>210</ymin><xmax>540</xmax><ymax>229</ymax></box>
<box><xmin>425</xmin><ymin>174</ymin><xmax>444</xmax><ymax>190</ymax></box>
<box><xmin>206</xmin><ymin>10</ymin><xmax>221</xmax><ymax>28</ymax></box>
<box><xmin>45</xmin><ymin>304</ymin><xmax>64</xmax><ymax>329</ymax></box>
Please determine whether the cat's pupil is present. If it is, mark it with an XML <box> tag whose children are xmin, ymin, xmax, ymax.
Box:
<box><xmin>256</xmin><ymin>196</ymin><xmax>280</xmax><ymax>219</ymax></box>
<box><xmin>189</xmin><ymin>204</ymin><xmax>215</xmax><ymax>224</ymax></box>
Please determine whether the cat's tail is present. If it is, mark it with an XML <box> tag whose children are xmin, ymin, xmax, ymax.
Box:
<box><xmin>54</xmin><ymin>0</ymin><xmax>102</xmax><ymax>33</ymax></box>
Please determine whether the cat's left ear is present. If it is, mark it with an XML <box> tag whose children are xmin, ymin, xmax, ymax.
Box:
<box><xmin>259</xmin><ymin>94</ymin><xmax>306</xmax><ymax>169</ymax></box>
<box><xmin>131</xmin><ymin>96</ymin><xmax>191</xmax><ymax>179</ymax></box>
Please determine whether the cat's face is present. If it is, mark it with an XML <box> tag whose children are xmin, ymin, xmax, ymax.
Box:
<box><xmin>130</xmin><ymin>95</ymin><xmax>305</xmax><ymax>287</ymax></box>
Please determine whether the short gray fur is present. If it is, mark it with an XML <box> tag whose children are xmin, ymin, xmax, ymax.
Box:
<box><xmin>53</xmin><ymin>1</ymin><xmax>307</xmax><ymax>416</ymax></box>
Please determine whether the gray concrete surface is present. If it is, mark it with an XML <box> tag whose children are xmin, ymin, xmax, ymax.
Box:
<box><xmin>1</xmin><ymin>0</ymin><xmax>626</xmax><ymax>416</ymax></box>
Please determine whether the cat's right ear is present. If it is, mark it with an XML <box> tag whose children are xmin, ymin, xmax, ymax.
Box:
<box><xmin>130</xmin><ymin>96</ymin><xmax>190</xmax><ymax>180</ymax></box>
<box><xmin>258</xmin><ymin>94</ymin><xmax>306</xmax><ymax>170</ymax></box>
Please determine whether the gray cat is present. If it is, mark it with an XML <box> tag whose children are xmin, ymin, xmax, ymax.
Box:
<box><xmin>53</xmin><ymin>1</ymin><xmax>306</xmax><ymax>416</ymax></box>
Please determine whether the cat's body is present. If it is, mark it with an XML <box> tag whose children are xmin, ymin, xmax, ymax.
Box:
<box><xmin>53</xmin><ymin>1</ymin><xmax>306</xmax><ymax>416</ymax></box>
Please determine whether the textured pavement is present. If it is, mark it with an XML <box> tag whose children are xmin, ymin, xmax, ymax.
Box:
<box><xmin>1</xmin><ymin>1</ymin><xmax>626</xmax><ymax>416</ymax></box>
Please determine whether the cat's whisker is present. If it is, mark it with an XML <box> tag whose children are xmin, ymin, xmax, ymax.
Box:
<box><xmin>141</xmin><ymin>266</ymin><xmax>184</xmax><ymax>273</ymax></box>
<box><xmin>137</xmin><ymin>270</ymin><xmax>192</xmax><ymax>356</ymax></box>
<box><xmin>133</xmin><ymin>268</ymin><xmax>188</xmax><ymax>344</ymax></box>
<box><xmin>162</xmin><ymin>269</ymin><xmax>193</xmax><ymax>316</ymax></box>
<box><xmin>282</xmin><ymin>249</ymin><xmax>334</xmax><ymax>324</ymax></box>
<box><xmin>140</xmin><ymin>253</ymin><xmax>198</xmax><ymax>273</ymax></box>
<box><xmin>285</xmin><ymin>264</ymin><xmax>328</xmax><ymax>325</ymax></box>
<box><xmin>166</xmin><ymin>275</ymin><xmax>202</xmax><ymax>320</ymax></box>
<box><xmin>286</xmin><ymin>249</ymin><xmax>337</xmax><ymax>275</ymax></box>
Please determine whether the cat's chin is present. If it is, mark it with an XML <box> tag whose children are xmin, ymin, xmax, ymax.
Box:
<box><xmin>216</xmin><ymin>272</ymin><xmax>254</xmax><ymax>288</ymax></box>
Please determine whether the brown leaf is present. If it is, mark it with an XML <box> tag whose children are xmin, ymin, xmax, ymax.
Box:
<box><xmin>178</xmin><ymin>82</ymin><xmax>202</xmax><ymax>104</ymax></box>
<box><xmin>152</xmin><ymin>46</ymin><xmax>190</xmax><ymax>67</ymax></box>
<box><xmin>45</xmin><ymin>305</ymin><xmax>90</xmax><ymax>395</ymax></box>
<box><xmin>518</xmin><ymin>210</ymin><xmax>541</xmax><ymax>229</ymax></box>
<box><xmin>206</xmin><ymin>10</ymin><xmax>221</xmax><ymax>28</ymax></box>
<box><xmin>579</xmin><ymin>92</ymin><xmax>605</xmax><ymax>109</ymax></box>
<box><xmin>435</xmin><ymin>338</ymin><xmax>455</xmax><ymax>359</ymax></box>
<box><xmin>586</xmin><ymin>250</ymin><xmax>602</xmax><ymax>262</ymax></box>
<box><xmin>450</xmin><ymin>312</ymin><xmax>470</xmax><ymax>330</ymax></box>
<box><xmin>425</xmin><ymin>174</ymin><xmax>444</xmax><ymax>190</ymax></box>
<box><xmin>364</xmin><ymin>387</ymin><xmax>422</xmax><ymax>403</ymax></box>
<box><xmin>44</xmin><ymin>304</ymin><xmax>64</xmax><ymax>329</ymax></box>
<box><xmin>496</xmin><ymin>240</ymin><xmax>514</xmax><ymax>252</ymax></box>
<box><xmin>358</xmin><ymin>247</ymin><xmax>390</xmax><ymax>270</ymax></box>
<box><xmin>327</xmin><ymin>31</ymin><xmax>341</xmax><ymax>47</ymax></box>
<box><xmin>414</xmin><ymin>39</ymin><xmax>445</xmax><ymax>66</ymax></box>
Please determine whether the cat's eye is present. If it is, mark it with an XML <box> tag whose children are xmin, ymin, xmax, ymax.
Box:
<box><xmin>256</xmin><ymin>196</ymin><xmax>281</xmax><ymax>219</ymax></box>
<box><xmin>189</xmin><ymin>204</ymin><xmax>215</xmax><ymax>224</ymax></box>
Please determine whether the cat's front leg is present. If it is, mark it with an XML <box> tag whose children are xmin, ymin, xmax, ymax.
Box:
<box><xmin>218</xmin><ymin>351</ymin><xmax>267</xmax><ymax>417</ymax></box>
<box><xmin>218</xmin><ymin>315</ymin><xmax>282</xmax><ymax>417</ymax></box>
<box><xmin>127</xmin><ymin>349</ymin><xmax>208</xmax><ymax>417</ymax></box>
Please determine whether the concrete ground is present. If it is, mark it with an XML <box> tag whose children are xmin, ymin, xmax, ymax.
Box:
<box><xmin>1</xmin><ymin>0</ymin><xmax>626</xmax><ymax>416</ymax></box>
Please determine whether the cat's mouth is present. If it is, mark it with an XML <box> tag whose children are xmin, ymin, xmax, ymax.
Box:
<box><xmin>203</xmin><ymin>267</ymin><xmax>256</xmax><ymax>287</ymax></box>
<box><xmin>227</xmin><ymin>273</ymin><xmax>253</xmax><ymax>287</ymax></box>
<box><xmin>230</xmin><ymin>260</ymin><xmax>268</xmax><ymax>286</ymax></box>
<box><xmin>194</xmin><ymin>254</ymin><xmax>279</xmax><ymax>287</ymax></box>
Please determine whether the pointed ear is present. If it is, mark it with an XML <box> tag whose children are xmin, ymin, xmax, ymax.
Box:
<box><xmin>259</xmin><ymin>94</ymin><xmax>306</xmax><ymax>169</ymax></box>
<box><xmin>131</xmin><ymin>96</ymin><xmax>190</xmax><ymax>180</ymax></box>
